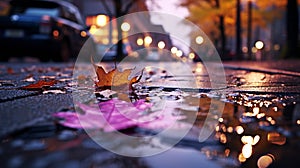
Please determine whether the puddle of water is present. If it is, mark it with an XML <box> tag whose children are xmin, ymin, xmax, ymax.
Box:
<box><xmin>212</xmin><ymin>93</ymin><xmax>300</xmax><ymax>167</ymax></box>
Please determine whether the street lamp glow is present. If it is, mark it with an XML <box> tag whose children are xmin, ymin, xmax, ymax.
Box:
<box><xmin>171</xmin><ymin>47</ymin><xmax>178</xmax><ymax>54</ymax></box>
<box><xmin>121</xmin><ymin>22</ymin><xmax>131</xmax><ymax>32</ymax></box>
<box><xmin>255</xmin><ymin>41</ymin><xmax>264</xmax><ymax>50</ymax></box>
<box><xmin>176</xmin><ymin>50</ymin><xmax>183</xmax><ymax>57</ymax></box>
<box><xmin>144</xmin><ymin>36</ymin><xmax>152</xmax><ymax>46</ymax></box>
<box><xmin>242</xmin><ymin>46</ymin><xmax>248</xmax><ymax>53</ymax></box>
<box><xmin>137</xmin><ymin>38</ymin><xmax>144</xmax><ymax>46</ymax></box>
<box><xmin>274</xmin><ymin>44</ymin><xmax>280</xmax><ymax>51</ymax></box>
<box><xmin>195</xmin><ymin>35</ymin><xmax>204</xmax><ymax>45</ymax></box>
<box><xmin>188</xmin><ymin>53</ymin><xmax>195</xmax><ymax>59</ymax></box>
<box><xmin>89</xmin><ymin>25</ymin><xmax>97</xmax><ymax>35</ymax></box>
<box><xmin>96</xmin><ymin>15</ymin><xmax>108</xmax><ymax>27</ymax></box>
<box><xmin>158</xmin><ymin>41</ymin><xmax>166</xmax><ymax>49</ymax></box>
<box><xmin>252</xmin><ymin>47</ymin><xmax>258</xmax><ymax>53</ymax></box>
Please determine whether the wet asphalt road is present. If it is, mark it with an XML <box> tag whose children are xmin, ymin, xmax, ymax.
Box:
<box><xmin>0</xmin><ymin>59</ymin><xmax>300</xmax><ymax>168</ymax></box>
<box><xmin>1</xmin><ymin>60</ymin><xmax>299</xmax><ymax>137</ymax></box>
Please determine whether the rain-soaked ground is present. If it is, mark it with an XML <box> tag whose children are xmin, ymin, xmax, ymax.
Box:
<box><xmin>0</xmin><ymin>60</ymin><xmax>300</xmax><ymax>168</ymax></box>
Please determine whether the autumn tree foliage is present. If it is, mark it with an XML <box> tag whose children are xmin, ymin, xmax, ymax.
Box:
<box><xmin>256</xmin><ymin>0</ymin><xmax>299</xmax><ymax>58</ymax></box>
<box><xmin>181</xmin><ymin>0</ymin><xmax>236</xmax><ymax>58</ymax></box>
<box><xmin>181</xmin><ymin>0</ymin><xmax>299</xmax><ymax>59</ymax></box>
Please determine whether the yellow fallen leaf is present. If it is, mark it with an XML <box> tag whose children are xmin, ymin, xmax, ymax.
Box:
<box><xmin>94</xmin><ymin>65</ymin><xmax>142</xmax><ymax>90</ymax></box>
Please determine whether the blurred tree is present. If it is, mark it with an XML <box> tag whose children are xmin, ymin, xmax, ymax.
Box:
<box><xmin>100</xmin><ymin>0</ymin><xmax>144</xmax><ymax>60</ymax></box>
<box><xmin>256</xmin><ymin>0</ymin><xmax>299</xmax><ymax>58</ymax></box>
<box><xmin>181</xmin><ymin>0</ymin><xmax>237</xmax><ymax>58</ymax></box>
<box><xmin>181</xmin><ymin>0</ymin><xmax>300</xmax><ymax>59</ymax></box>
<box><xmin>286</xmin><ymin>0</ymin><xmax>299</xmax><ymax>58</ymax></box>
<box><xmin>114</xmin><ymin>0</ymin><xmax>136</xmax><ymax>60</ymax></box>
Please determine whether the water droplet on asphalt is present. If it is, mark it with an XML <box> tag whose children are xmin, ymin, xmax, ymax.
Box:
<box><xmin>82</xmin><ymin>139</ymin><xmax>102</xmax><ymax>149</ymax></box>
<box><xmin>22</xmin><ymin>140</ymin><xmax>46</xmax><ymax>151</ymax></box>
<box><xmin>51</xmin><ymin>160</ymin><xmax>81</xmax><ymax>168</ymax></box>
<box><xmin>8</xmin><ymin>156</ymin><xmax>23</xmax><ymax>168</ymax></box>
<box><xmin>57</xmin><ymin>130</ymin><xmax>77</xmax><ymax>141</ymax></box>
<box><xmin>11</xmin><ymin>139</ymin><xmax>24</xmax><ymax>148</ymax></box>
<box><xmin>30</xmin><ymin>151</ymin><xmax>66</xmax><ymax>168</ymax></box>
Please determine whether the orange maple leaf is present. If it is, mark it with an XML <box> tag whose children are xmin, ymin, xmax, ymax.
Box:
<box><xmin>94</xmin><ymin>65</ymin><xmax>142</xmax><ymax>90</ymax></box>
<box><xmin>22</xmin><ymin>80</ymin><xmax>57</xmax><ymax>90</ymax></box>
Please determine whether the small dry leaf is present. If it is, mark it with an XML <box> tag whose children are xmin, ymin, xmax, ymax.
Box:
<box><xmin>22</xmin><ymin>80</ymin><xmax>57</xmax><ymax>90</ymax></box>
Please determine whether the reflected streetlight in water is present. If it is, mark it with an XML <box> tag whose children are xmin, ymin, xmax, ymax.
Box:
<box><xmin>242</xmin><ymin>143</ymin><xmax>253</xmax><ymax>159</ymax></box>
<box><xmin>257</xmin><ymin>154</ymin><xmax>275</xmax><ymax>168</ymax></box>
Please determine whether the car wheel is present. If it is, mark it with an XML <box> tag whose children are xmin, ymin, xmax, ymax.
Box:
<box><xmin>54</xmin><ymin>40</ymin><xmax>71</xmax><ymax>62</ymax></box>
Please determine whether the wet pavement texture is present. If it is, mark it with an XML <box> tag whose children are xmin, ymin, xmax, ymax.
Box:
<box><xmin>0</xmin><ymin>60</ymin><xmax>300</xmax><ymax>168</ymax></box>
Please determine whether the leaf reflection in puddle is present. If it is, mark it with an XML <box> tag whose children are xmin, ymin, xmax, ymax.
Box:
<box><xmin>53</xmin><ymin>98</ymin><xmax>187</xmax><ymax>132</ymax></box>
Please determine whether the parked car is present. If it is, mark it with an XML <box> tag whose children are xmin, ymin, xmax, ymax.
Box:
<box><xmin>0</xmin><ymin>0</ymin><xmax>95</xmax><ymax>62</ymax></box>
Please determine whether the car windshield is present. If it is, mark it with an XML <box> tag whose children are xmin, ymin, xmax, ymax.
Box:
<box><xmin>24</xmin><ymin>7</ymin><xmax>59</xmax><ymax>16</ymax></box>
<box><xmin>9</xmin><ymin>1</ymin><xmax>60</xmax><ymax>17</ymax></box>
<box><xmin>10</xmin><ymin>6</ymin><xmax>59</xmax><ymax>17</ymax></box>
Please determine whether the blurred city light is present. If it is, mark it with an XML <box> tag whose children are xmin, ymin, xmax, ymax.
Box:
<box><xmin>267</xmin><ymin>132</ymin><xmax>286</xmax><ymax>145</ymax></box>
<box><xmin>242</xmin><ymin>46</ymin><xmax>248</xmax><ymax>54</ymax></box>
<box><xmin>89</xmin><ymin>25</ymin><xmax>97</xmax><ymax>35</ymax></box>
<box><xmin>255</xmin><ymin>41</ymin><xmax>264</xmax><ymax>50</ymax></box>
<box><xmin>52</xmin><ymin>30</ymin><xmax>59</xmax><ymax>38</ymax></box>
<box><xmin>171</xmin><ymin>47</ymin><xmax>178</xmax><ymax>54</ymax></box>
<box><xmin>176</xmin><ymin>50</ymin><xmax>183</xmax><ymax>57</ymax></box>
<box><xmin>137</xmin><ymin>38</ymin><xmax>144</xmax><ymax>46</ymax></box>
<box><xmin>96</xmin><ymin>15</ymin><xmax>108</xmax><ymax>27</ymax></box>
<box><xmin>158</xmin><ymin>41</ymin><xmax>166</xmax><ymax>49</ymax></box>
<box><xmin>252</xmin><ymin>47</ymin><xmax>258</xmax><ymax>53</ymax></box>
<box><xmin>144</xmin><ymin>36</ymin><xmax>153</xmax><ymax>47</ymax></box>
<box><xmin>121</xmin><ymin>22</ymin><xmax>131</xmax><ymax>32</ymax></box>
<box><xmin>257</xmin><ymin>154</ymin><xmax>274</xmax><ymax>168</ymax></box>
<box><xmin>242</xmin><ymin>144</ymin><xmax>253</xmax><ymax>159</ymax></box>
<box><xmin>274</xmin><ymin>44</ymin><xmax>280</xmax><ymax>51</ymax></box>
<box><xmin>195</xmin><ymin>35</ymin><xmax>204</xmax><ymax>45</ymax></box>
<box><xmin>253</xmin><ymin>107</ymin><xmax>260</xmax><ymax>115</ymax></box>
<box><xmin>80</xmin><ymin>31</ymin><xmax>87</xmax><ymax>38</ymax></box>
<box><xmin>236</xmin><ymin>125</ymin><xmax>244</xmax><ymax>134</ymax></box>
<box><xmin>188</xmin><ymin>52</ymin><xmax>195</xmax><ymax>59</ymax></box>
<box><xmin>239</xmin><ymin>153</ymin><xmax>247</xmax><ymax>163</ymax></box>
